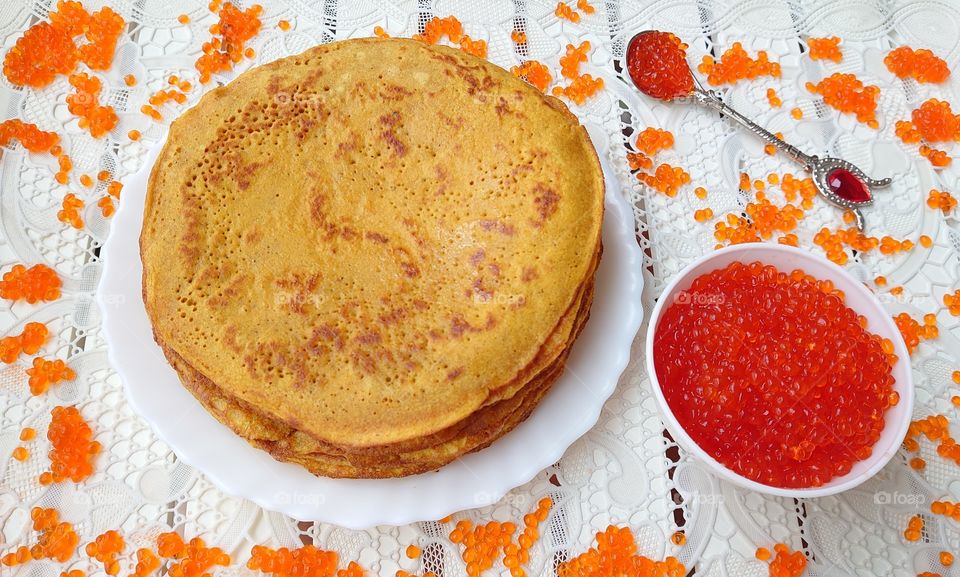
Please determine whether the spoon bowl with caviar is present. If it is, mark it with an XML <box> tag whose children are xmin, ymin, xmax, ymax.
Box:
<box><xmin>625</xmin><ymin>31</ymin><xmax>891</xmax><ymax>230</ymax></box>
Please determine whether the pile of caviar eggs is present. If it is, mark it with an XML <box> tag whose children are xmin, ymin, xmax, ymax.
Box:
<box><xmin>653</xmin><ymin>261</ymin><xmax>898</xmax><ymax>488</ymax></box>
<box><xmin>626</xmin><ymin>31</ymin><xmax>693</xmax><ymax>100</ymax></box>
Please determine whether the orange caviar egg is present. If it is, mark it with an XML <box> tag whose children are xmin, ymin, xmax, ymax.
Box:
<box><xmin>626</xmin><ymin>152</ymin><xmax>652</xmax><ymax>171</ymax></box>
<box><xmin>108</xmin><ymin>181</ymin><xmax>123</xmax><ymax>198</ymax></box>
<box><xmin>0</xmin><ymin>321</ymin><xmax>49</xmax><ymax>363</ymax></box>
<box><xmin>634</xmin><ymin>127</ymin><xmax>674</xmax><ymax>155</ymax></box>
<box><xmin>131</xmin><ymin>548</ymin><xmax>161</xmax><ymax>577</ymax></box>
<box><xmin>694</xmin><ymin>186</ymin><xmax>707</xmax><ymax>199</ymax></box>
<box><xmin>920</xmin><ymin>235</ymin><xmax>933</xmax><ymax>248</ymax></box>
<box><xmin>58</xmin><ymin>193</ymin><xmax>85</xmax><ymax>229</ymax></box>
<box><xmin>27</xmin><ymin>357</ymin><xmax>77</xmax><ymax>395</ymax></box>
<box><xmin>406</xmin><ymin>544</ymin><xmax>421</xmax><ymax>559</ymax></box>
<box><xmin>43</xmin><ymin>405</ymin><xmax>100</xmax><ymax>484</ymax></box>
<box><xmin>555</xmin><ymin>2</ymin><xmax>580</xmax><ymax>23</ymax></box>
<box><xmin>810</xmin><ymin>73</ymin><xmax>879</xmax><ymax>127</ymax></box>
<box><xmin>670</xmin><ymin>531</ymin><xmax>686</xmax><ymax>546</ymax></box>
<box><xmin>97</xmin><ymin>170</ymin><xmax>111</xmax><ymax>181</ymax></box>
<box><xmin>3</xmin><ymin>22</ymin><xmax>78</xmax><ymax>88</ymax></box>
<box><xmin>0</xmin><ymin>264</ymin><xmax>61</xmax><ymax>303</ymax></box>
<box><xmin>928</xmin><ymin>189</ymin><xmax>957</xmax><ymax>214</ymax></box>
<box><xmin>884</xmin><ymin>46</ymin><xmax>949</xmax><ymax>83</ymax></box>
<box><xmin>920</xmin><ymin>145</ymin><xmax>951</xmax><ymax>167</ymax></box>
<box><xmin>894</xmin><ymin>312</ymin><xmax>938</xmax><ymax>355</ymax></box>
<box><xmin>458</xmin><ymin>35</ymin><xmax>487</xmax><ymax>59</ymax></box>
<box><xmin>576</xmin><ymin>0</ymin><xmax>595</xmax><ymax>14</ymax></box>
<box><xmin>697</xmin><ymin>42</ymin><xmax>781</xmax><ymax>86</ymax></box>
<box><xmin>79</xmin><ymin>174</ymin><xmax>93</xmax><ymax>187</ymax></box>
<box><xmin>910</xmin><ymin>457</ymin><xmax>926</xmax><ymax>470</ymax></box>
<box><xmin>67</xmin><ymin>73</ymin><xmax>119</xmax><ymax>138</ymax></box>
<box><xmin>756</xmin><ymin>547</ymin><xmax>772</xmax><ymax>561</ymax></box>
<box><xmin>560</xmin><ymin>41</ymin><xmax>591</xmax><ymax>79</ymax></box>
<box><xmin>87</xmin><ymin>530</ymin><xmax>125</xmax><ymax>576</ymax></box>
<box><xmin>196</xmin><ymin>3</ymin><xmax>263</xmax><ymax>84</ymax></box>
<box><xmin>944</xmin><ymin>291</ymin><xmax>960</xmax><ymax>315</ymax></box>
<box><xmin>511</xmin><ymin>30</ymin><xmax>527</xmax><ymax>44</ymax></box>
<box><xmin>20</xmin><ymin>427</ymin><xmax>36</xmax><ymax>441</ymax></box>
<box><xmin>511</xmin><ymin>60</ymin><xmax>552</xmax><ymax>92</ymax></box>
<box><xmin>413</xmin><ymin>15</ymin><xmax>462</xmax><ymax>44</ymax></box>
<box><xmin>766</xmin><ymin>544</ymin><xmax>807</xmax><ymax>577</ymax></box>
<box><xmin>128</xmin><ymin>129</ymin><xmax>142</xmax><ymax>141</ymax></box>
<box><xmin>807</xmin><ymin>37</ymin><xmax>842</xmax><ymax>62</ymax></box>
<box><xmin>178</xmin><ymin>14</ymin><xmax>190</xmax><ymax>24</ymax></box>
<box><xmin>12</xmin><ymin>446</ymin><xmax>28</xmax><ymax>461</ymax></box>
<box><xmin>551</xmin><ymin>74</ymin><xmax>604</xmax><ymax>105</ymax></box>
<box><xmin>636</xmin><ymin>163</ymin><xmax>690</xmax><ymax>197</ymax></box>
<box><xmin>98</xmin><ymin>196</ymin><xmax>116</xmax><ymax>218</ymax></box>
<box><xmin>766</xmin><ymin>88</ymin><xmax>782</xmax><ymax>108</ymax></box>
<box><xmin>693</xmin><ymin>208</ymin><xmax>714</xmax><ymax>222</ymax></box>
<box><xmin>247</xmin><ymin>544</ymin><xmax>344</xmax><ymax>577</ymax></box>
<box><xmin>875</xmin><ymin>276</ymin><xmax>887</xmax><ymax>286</ymax></box>
<box><xmin>79</xmin><ymin>7</ymin><xmax>125</xmax><ymax>70</ymax></box>
<box><xmin>904</xmin><ymin>514</ymin><xmax>924</xmax><ymax>541</ymax></box>
<box><xmin>932</xmin><ymin>498</ymin><xmax>960</xmax><ymax>520</ymax></box>
<box><xmin>557</xmin><ymin>525</ymin><xmax>685</xmax><ymax>577</ymax></box>
<box><xmin>941</xmin><ymin>551</ymin><xmax>955</xmax><ymax>566</ymax></box>
<box><xmin>0</xmin><ymin>119</ymin><xmax>60</xmax><ymax>153</ymax></box>
<box><xmin>790</xmin><ymin>107</ymin><xmax>803</xmax><ymax>120</ymax></box>
<box><xmin>656</xmin><ymin>261</ymin><xmax>896</xmax><ymax>488</ymax></box>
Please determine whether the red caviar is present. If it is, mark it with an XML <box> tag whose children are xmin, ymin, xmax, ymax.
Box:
<box><xmin>279</xmin><ymin>20</ymin><xmax>292</xmax><ymax>32</ymax></box>
<box><xmin>0</xmin><ymin>264</ymin><xmax>61</xmax><ymax>303</ymax></box>
<box><xmin>20</xmin><ymin>427</ymin><xmax>36</xmax><ymax>441</ymax></box>
<box><xmin>669</xmin><ymin>532</ymin><xmax>686</xmax><ymax>546</ymax></box>
<box><xmin>3</xmin><ymin>22</ymin><xmax>78</xmax><ymax>87</ymax></box>
<box><xmin>58</xmin><ymin>193</ymin><xmax>85</xmax><ymax>229</ymax></box>
<box><xmin>78</xmin><ymin>7</ymin><xmax>125</xmax><ymax>70</ymax></box>
<box><xmin>556</xmin><ymin>525</ymin><xmax>685</xmax><ymax>577</ymax></box>
<box><xmin>413</xmin><ymin>16</ymin><xmax>462</xmax><ymax>44</ymax></box>
<box><xmin>807</xmin><ymin>37</ymin><xmax>842</xmax><ymax>62</ymax></box>
<box><xmin>195</xmin><ymin>3</ymin><xmax>263</xmax><ymax>84</ymax></box>
<box><xmin>627</xmin><ymin>31</ymin><xmax>692</xmax><ymax>100</ymax></box>
<box><xmin>552</xmin><ymin>74</ymin><xmax>604</xmax><ymax>105</ymax></box>
<box><xmin>132</xmin><ymin>548</ymin><xmax>161</xmax><ymax>577</ymax></box>
<box><xmin>637</xmin><ymin>163</ymin><xmax>690</xmax><ymax>197</ymax></box>
<box><xmin>698</xmin><ymin>42</ymin><xmax>781</xmax><ymax>86</ymax></box>
<box><xmin>49</xmin><ymin>1</ymin><xmax>91</xmax><ymax>36</ymax></box>
<box><xmin>511</xmin><ymin>61</ymin><xmax>552</xmax><ymax>92</ymax></box>
<box><xmin>128</xmin><ymin>129</ymin><xmax>142</xmax><ymax>141</ymax></box>
<box><xmin>98</xmin><ymin>196</ymin><xmax>116</xmax><ymax>218</ymax></box>
<box><xmin>0</xmin><ymin>507</ymin><xmax>80</xmax><ymax>565</ymax></box>
<box><xmin>904</xmin><ymin>515</ymin><xmax>924</xmax><ymax>541</ymax></box>
<box><xmin>767</xmin><ymin>88</ymin><xmax>782</xmax><ymax>108</ymax></box>
<box><xmin>560</xmin><ymin>42</ymin><xmax>591</xmax><ymax>79</ymax></box>
<box><xmin>247</xmin><ymin>544</ymin><xmax>357</xmax><ymax>577</ymax></box>
<box><xmin>158</xmin><ymin>533</ymin><xmax>230</xmax><ymax>577</ymax></box>
<box><xmin>86</xmin><ymin>530</ymin><xmax>125</xmax><ymax>576</ymax></box>
<box><xmin>0</xmin><ymin>322</ymin><xmax>48</xmax><ymax>363</ymax></box>
<box><xmin>67</xmin><ymin>73</ymin><xmax>119</xmax><ymax>138</ymax></box>
<box><xmin>941</xmin><ymin>552</ymin><xmax>955</xmax><ymax>566</ymax></box>
<box><xmin>458</xmin><ymin>35</ymin><xmax>487</xmax><ymax>59</ymax></box>
<box><xmin>555</xmin><ymin>2</ymin><xmax>580</xmax><ymax>23</ymax></box>
<box><xmin>635</xmin><ymin>127</ymin><xmax>674</xmax><ymax>155</ymax></box>
<box><xmin>809</xmin><ymin>73</ymin><xmax>879</xmax><ymax>128</ymax></box>
<box><xmin>944</xmin><ymin>290</ymin><xmax>960</xmax><ymax>315</ymax></box>
<box><xmin>693</xmin><ymin>208</ymin><xmax>714</xmax><ymax>222</ymax></box>
<box><xmin>714</xmin><ymin>192</ymin><xmax>805</xmax><ymax>246</ymax></box>
<box><xmin>654</xmin><ymin>261</ymin><xmax>898</xmax><ymax>488</ymax></box>
<box><xmin>27</xmin><ymin>357</ymin><xmax>76</xmax><ymax>396</ymax></box>
<box><xmin>766</xmin><ymin>544</ymin><xmax>807</xmax><ymax>577</ymax></box>
<box><xmin>511</xmin><ymin>31</ymin><xmax>526</xmax><ymax>44</ymax></box>
<box><xmin>894</xmin><ymin>312</ymin><xmax>937</xmax><ymax>355</ymax></box>
<box><xmin>0</xmin><ymin>120</ymin><xmax>60</xmax><ymax>153</ymax></box>
<box><xmin>576</xmin><ymin>0</ymin><xmax>595</xmax><ymax>14</ymax></box>
<box><xmin>928</xmin><ymin>189</ymin><xmax>957</xmax><ymax>214</ymax></box>
<box><xmin>884</xmin><ymin>46</ymin><xmax>949</xmax><ymax>83</ymax></box>
<box><xmin>911</xmin><ymin>99</ymin><xmax>960</xmax><ymax>141</ymax></box>
<box><xmin>41</xmin><ymin>406</ymin><xmax>100</xmax><ymax>484</ymax></box>
<box><xmin>12</xmin><ymin>446</ymin><xmax>28</xmax><ymax>460</ymax></box>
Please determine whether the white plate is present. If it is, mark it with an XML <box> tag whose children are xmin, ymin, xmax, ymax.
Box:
<box><xmin>98</xmin><ymin>138</ymin><xmax>644</xmax><ymax>528</ymax></box>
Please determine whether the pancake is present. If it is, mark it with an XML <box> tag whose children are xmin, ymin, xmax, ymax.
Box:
<box><xmin>141</xmin><ymin>37</ymin><xmax>604</xmax><ymax>477</ymax></box>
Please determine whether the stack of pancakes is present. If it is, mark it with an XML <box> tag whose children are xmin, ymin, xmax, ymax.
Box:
<box><xmin>141</xmin><ymin>38</ymin><xmax>604</xmax><ymax>478</ymax></box>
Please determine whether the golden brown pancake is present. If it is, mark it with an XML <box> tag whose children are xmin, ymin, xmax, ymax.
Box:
<box><xmin>141</xmin><ymin>37</ymin><xmax>604</xmax><ymax>477</ymax></box>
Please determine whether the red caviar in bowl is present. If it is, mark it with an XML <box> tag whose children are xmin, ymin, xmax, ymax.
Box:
<box><xmin>627</xmin><ymin>31</ymin><xmax>692</xmax><ymax>101</ymax></box>
<box><xmin>653</xmin><ymin>261</ymin><xmax>898</xmax><ymax>488</ymax></box>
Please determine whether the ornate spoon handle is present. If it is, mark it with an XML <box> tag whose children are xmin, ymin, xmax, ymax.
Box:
<box><xmin>693</xmin><ymin>87</ymin><xmax>816</xmax><ymax>167</ymax></box>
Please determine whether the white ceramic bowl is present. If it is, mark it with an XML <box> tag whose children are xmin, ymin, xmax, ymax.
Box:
<box><xmin>645</xmin><ymin>243</ymin><xmax>913</xmax><ymax>498</ymax></box>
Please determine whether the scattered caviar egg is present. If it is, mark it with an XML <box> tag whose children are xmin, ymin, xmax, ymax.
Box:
<box><xmin>67</xmin><ymin>73</ymin><xmax>119</xmax><ymax>138</ymax></box>
<box><xmin>3</xmin><ymin>22</ymin><xmax>78</xmax><ymax>88</ymax></box>
<box><xmin>196</xmin><ymin>3</ymin><xmax>263</xmax><ymax>84</ymax></box>
<box><xmin>627</xmin><ymin>31</ymin><xmax>692</xmax><ymax>100</ymax></box>
<box><xmin>766</xmin><ymin>87</ymin><xmax>782</xmax><ymax>108</ymax></box>
<box><xmin>756</xmin><ymin>547</ymin><xmax>771</xmax><ymax>561</ymax></box>
<box><xmin>128</xmin><ymin>129</ymin><xmax>141</xmax><ymax>141</ymax></box>
<box><xmin>108</xmin><ymin>181</ymin><xmax>123</xmax><ymax>198</ymax></box>
<box><xmin>626</xmin><ymin>152</ymin><xmax>652</xmax><ymax>170</ymax></box>
<box><xmin>42</xmin><ymin>405</ymin><xmax>100</xmax><ymax>484</ymax></box>
<box><xmin>910</xmin><ymin>457</ymin><xmax>926</xmax><ymax>470</ymax></box>
<box><xmin>5</xmin><ymin>507</ymin><xmax>81</xmax><ymax>563</ymax></box>
<box><xmin>894</xmin><ymin>312</ymin><xmax>938</xmax><ymax>355</ymax></box>
<box><xmin>810</xmin><ymin>73</ymin><xmax>879</xmax><ymax>127</ymax></box>
<box><xmin>511</xmin><ymin>30</ymin><xmax>526</xmax><ymax>44</ymax></box>
<box><xmin>904</xmin><ymin>514</ymin><xmax>924</xmax><ymax>541</ymax></box>
<box><xmin>884</xmin><ymin>46</ymin><xmax>949</xmax><ymax>83</ymax></box>
<box><xmin>764</xmin><ymin>143</ymin><xmax>776</xmax><ymax>155</ymax></box>
<box><xmin>12</xmin><ymin>446</ymin><xmax>28</xmax><ymax>461</ymax></box>
<box><xmin>560</xmin><ymin>41</ymin><xmax>590</xmax><ymax>79</ymax></box>
<box><xmin>942</xmin><ymin>551</ymin><xmax>955</xmax><ymax>566</ymax></box>
<box><xmin>0</xmin><ymin>119</ymin><xmax>60</xmax><ymax>153</ymax></box>
<box><xmin>907</xmin><ymin>415</ymin><xmax>960</xmax><ymax>469</ymax></box>
<box><xmin>694</xmin><ymin>186</ymin><xmax>707</xmax><ymax>199</ymax></box>
<box><xmin>178</xmin><ymin>14</ymin><xmax>190</xmax><ymax>24</ymax></box>
<box><xmin>458</xmin><ymin>35</ymin><xmax>487</xmax><ymax>59</ymax></box>
<box><xmin>693</xmin><ymin>208</ymin><xmax>714</xmax><ymax>222</ymax></box>
<box><xmin>87</xmin><ymin>530</ymin><xmax>125</xmax><ymax>576</ymax></box>
<box><xmin>27</xmin><ymin>357</ymin><xmax>77</xmax><ymax>395</ymax></box>
<box><xmin>248</xmin><ymin>544</ymin><xmax>351</xmax><ymax>577</ymax></box>
<box><xmin>79</xmin><ymin>174</ymin><xmax>92</xmax><ymax>187</ymax></box>
<box><xmin>413</xmin><ymin>15</ymin><xmax>462</xmax><ymax>44</ymax></box>
<box><xmin>576</xmin><ymin>0</ymin><xmax>595</xmax><ymax>14</ymax></box>
<box><xmin>767</xmin><ymin>544</ymin><xmax>807</xmax><ymax>577</ymax></box>
<box><xmin>98</xmin><ymin>196</ymin><xmax>116</xmax><ymax>218</ymax></box>
<box><xmin>0</xmin><ymin>264</ymin><xmax>61</xmax><ymax>303</ymax></box>
<box><xmin>511</xmin><ymin>60</ymin><xmax>552</xmax><ymax>92</ymax></box>
<box><xmin>124</xmin><ymin>74</ymin><xmax>137</xmax><ymax>87</ymax></box>
<box><xmin>875</xmin><ymin>276</ymin><xmax>887</xmax><ymax>286</ymax></box>
<box><xmin>697</xmin><ymin>42</ymin><xmax>781</xmax><ymax>86</ymax></box>
<box><xmin>928</xmin><ymin>189</ymin><xmax>957</xmax><ymax>214</ymax></box>
<box><xmin>58</xmin><ymin>193</ymin><xmax>85</xmax><ymax>229</ymax></box>
<box><xmin>557</xmin><ymin>525</ymin><xmax>685</xmax><ymax>577</ymax></box>
<box><xmin>20</xmin><ymin>427</ymin><xmax>36</xmax><ymax>441</ymax></box>
<box><xmin>654</xmin><ymin>261</ymin><xmax>897</xmax><ymax>488</ymax></box>
<box><xmin>405</xmin><ymin>544</ymin><xmax>421</xmax><ymax>559</ymax></box>
<box><xmin>670</xmin><ymin>531</ymin><xmax>686</xmax><ymax>546</ymax></box>
<box><xmin>551</xmin><ymin>74</ymin><xmax>604</xmax><ymax>105</ymax></box>
<box><xmin>636</xmin><ymin>163</ymin><xmax>690</xmax><ymax>197</ymax></box>
<box><xmin>635</xmin><ymin>127</ymin><xmax>674</xmax><ymax>155</ymax></box>
<box><xmin>920</xmin><ymin>145</ymin><xmax>951</xmax><ymax>167</ymax></box>
<box><xmin>807</xmin><ymin>36</ymin><xmax>842</xmax><ymax>62</ymax></box>
<box><xmin>715</xmin><ymin>194</ymin><xmax>805</xmax><ymax>246</ymax></box>
<box><xmin>944</xmin><ymin>291</ymin><xmax>960</xmax><ymax>315</ymax></box>
<box><xmin>555</xmin><ymin>2</ymin><xmax>580</xmax><ymax>23</ymax></box>
<box><xmin>279</xmin><ymin>20</ymin><xmax>291</xmax><ymax>31</ymax></box>
<box><xmin>131</xmin><ymin>548</ymin><xmax>160</xmax><ymax>577</ymax></box>
<box><xmin>790</xmin><ymin>107</ymin><xmax>803</xmax><ymax>119</ymax></box>
<box><xmin>920</xmin><ymin>234</ymin><xmax>933</xmax><ymax>248</ymax></box>
<box><xmin>0</xmin><ymin>322</ymin><xmax>49</xmax><ymax>363</ymax></box>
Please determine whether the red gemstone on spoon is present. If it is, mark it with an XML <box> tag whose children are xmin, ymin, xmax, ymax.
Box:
<box><xmin>826</xmin><ymin>168</ymin><xmax>871</xmax><ymax>203</ymax></box>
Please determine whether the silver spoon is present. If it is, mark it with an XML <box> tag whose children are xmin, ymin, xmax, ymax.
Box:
<box><xmin>625</xmin><ymin>30</ymin><xmax>891</xmax><ymax>230</ymax></box>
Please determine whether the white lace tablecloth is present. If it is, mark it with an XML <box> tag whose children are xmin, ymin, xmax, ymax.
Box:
<box><xmin>1</xmin><ymin>0</ymin><xmax>959</xmax><ymax>575</ymax></box>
